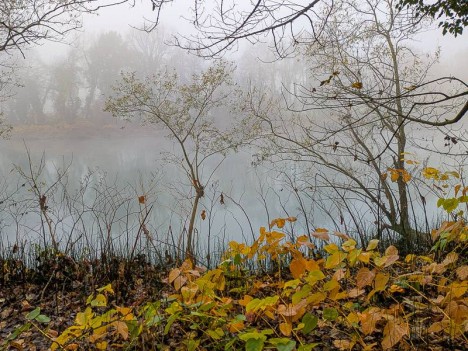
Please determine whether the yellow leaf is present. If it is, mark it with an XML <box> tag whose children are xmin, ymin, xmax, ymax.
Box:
<box><xmin>324</xmin><ymin>243</ymin><xmax>339</xmax><ymax>254</ymax></box>
<box><xmin>366</xmin><ymin>239</ymin><xmax>379</xmax><ymax>251</ymax></box>
<box><xmin>307</xmin><ymin>292</ymin><xmax>326</xmax><ymax>305</ymax></box>
<box><xmin>422</xmin><ymin>167</ymin><xmax>439</xmax><ymax>179</ymax></box>
<box><xmin>95</xmin><ymin>341</ymin><xmax>108</xmax><ymax>350</ymax></box>
<box><xmin>96</xmin><ymin>284</ymin><xmax>114</xmax><ymax>294</ymax></box>
<box><xmin>390</xmin><ymin>169</ymin><xmax>399</xmax><ymax>182</ymax></box>
<box><xmin>325</xmin><ymin>251</ymin><xmax>347</xmax><ymax>269</ymax></box>
<box><xmin>374</xmin><ymin>256</ymin><xmax>388</xmax><ymax>267</ymax></box>
<box><xmin>358</xmin><ymin>252</ymin><xmax>372</xmax><ymax>263</ymax></box>
<box><xmin>351</xmin><ymin>82</ymin><xmax>363</xmax><ymax>89</ymax></box>
<box><xmin>342</xmin><ymin>239</ymin><xmax>356</xmax><ymax>252</ymax></box>
<box><xmin>270</xmin><ymin>218</ymin><xmax>286</xmax><ymax>228</ymax></box>
<box><xmin>374</xmin><ymin>273</ymin><xmax>389</xmax><ymax>292</ymax></box>
<box><xmin>449</xmin><ymin>281</ymin><xmax>468</xmax><ymax>298</ymax></box>
<box><xmin>90</xmin><ymin>293</ymin><xmax>107</xmax><ymax>307</ymax></box>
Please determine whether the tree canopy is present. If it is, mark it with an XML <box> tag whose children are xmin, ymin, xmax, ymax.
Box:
<box><xmin>397</xmin><ymin>0</ymin><xmax>468</xmax><ymax>36</ymax></box>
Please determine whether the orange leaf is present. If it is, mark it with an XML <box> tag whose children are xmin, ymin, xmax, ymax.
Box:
<box><xmin>290</xmin><ymin>258</ymin><xmax>307</xmax><ymax>279</ymax></box>
<box><xmin>201</xmin><ymin>210</ymin><xmax>206</xmax><ymax>220</ymax></box>
<box><xmin>138</xmin><ymin>195</ymin><xmax>146</xmax><ymax>204</ymax></box>
<box><xmin>228</xmin><ymin>320</ymin><xmax>245</xmax><ymax>333</ymax></box>
<box><xmin>238</xmin><ymin>295</ymin><xmax>253</xmax><ymax>307</ymax></box>
<box><xmin>279</xmin><ymin>322</ymin><xmax>292</xmax><ymax>336</ymax></box>
<box><xmin>402</xmin><ymin>170</ymin><xmax>411</xmax><ymax>183</ymax></box>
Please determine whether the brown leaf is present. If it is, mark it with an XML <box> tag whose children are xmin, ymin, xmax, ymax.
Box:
<box><xmin>456</xmin><ymin>265</ymin><xmax>468</xmax><ymax>280</ymax></box>
<box><xmin>333</xmin><ymin>339</ymin><xmax>353</xmax><ymax>350</ymax></box>
<box><xmin>382</xmin><ymin>319</ymin><xmax>408</xmax><ymax>350</ymax></box>
<box><xmin>359</xmin><ymin>307</ymin><xmax>382</xmax><ymax>335</ymax></box>
<box><xmin>442</xmin><ymin>252</ymin><xmax>458</xmax><ymax>266</ymax></box>
<box><xmin>356</xmin><ymin>267</ymin><xmax>376</xmax><ymax>289</ymax></box>
<box><xmin>311</xmin><ymin>228</ymin><xmax>330</xmax><ymax>241</ymax></box>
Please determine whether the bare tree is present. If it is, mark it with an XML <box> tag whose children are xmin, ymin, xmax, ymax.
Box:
<box><xmin>146</xmin><ymin>0</ymin><xmax>328</xmax><ymax>58</ymax></box>
<box><xmin>0</xmin><ymin>0</ymin><xmax>131</xmax><ymax>55</ymax></box>
<box><xmin>105</xmin><ymin>60</ymin><xmax>252</xmax><ymax>261</ymax></box>
<box><xmin>246</xmin><ymin>0</ymin><xmax>463</xmax><ymax>252</ymax></box>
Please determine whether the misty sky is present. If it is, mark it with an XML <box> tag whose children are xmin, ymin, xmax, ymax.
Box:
<box><xmin>33</xmin><ymin>0</ymin><xmax>466</xmax><ymax>80</ymax></box>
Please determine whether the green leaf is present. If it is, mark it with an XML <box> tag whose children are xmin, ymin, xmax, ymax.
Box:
<box><xmin>26</xmin><ymin>308</ymin><xmax>41</xmax><ymax>320</ymax></box>
<box><xmin>458</xmin><ymin>196</ymin><xmax>468</xmax><ymax>203</ymax></box>
<box><xmin>298</xmin><ymin>343</ymin><xmax>320</xmax><ymax>351</ymax></box>
<box><xmin>6</xmin><ymin>323</ymin><xmax>31</xmax><ymax>341</ymax></box>
<box><xmin>269</xmin><ymin>338</ymin><xmax>296</xmax><ymax>351</ymax></box>
<box><xmin>164</xmin><ymin>313</ymin><xmax>179</xmax><ymax>335</ymax></box>
<box><xmin>322</xmin><ymin>307</ymin><xmax>339</xmax><ymax>321</ymax></box>
<box><xmin>245</xmin><ymin>338</ymin><xmax>265</xmax><ymax>351</ymax></box>
<box><xmin>301</xmin><ymin>313</ymin><xmax>318</xmax><ymax>334</ymax></box>
<box><xmin>443</xmin><ymin>198</ymin><xmax>459</xmax><ymax>212</ymax></box>
<box><xmin>35</xmin><ymin>314</ymin><xmax>51</xmax><ymax>323</ymax></box>
<box><xmin>239</xmin><ymin>331</ymin><xmax>267</xmax><ymax>342</ymax></box>
<box><xmin>292</xmin><ymin>284</ymin><xmax>312</xmax><ymax>305</ymax></box>
<box><xmin>206</xmin><ymin>328</ymin><xmax>224</xmax><ymax>340</ymax></box>
<box><xmin>186</xmin><ymin>339</ymin><xmax>200</xmax><ymax>351</ymax></box>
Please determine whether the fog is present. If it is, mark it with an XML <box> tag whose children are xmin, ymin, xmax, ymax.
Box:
<box><xmin>1</xmin><ymin>0</ymin><xmax>467</xmax><ymax>263</ymax></box>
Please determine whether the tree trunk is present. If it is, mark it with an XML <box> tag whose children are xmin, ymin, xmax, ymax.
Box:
<box><xmin>186</xmin><ymin>183</ymin><xmax>204</xmax><ymax>263</ymax></box>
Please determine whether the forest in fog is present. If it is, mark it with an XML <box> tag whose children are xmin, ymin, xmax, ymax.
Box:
<box><xmin>1</xmin><ymin>0</ymin><xmax>468</xmax><ymax>350</ymax></box>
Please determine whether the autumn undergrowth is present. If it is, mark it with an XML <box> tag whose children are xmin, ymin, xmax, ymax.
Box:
<box><xmin>2</xmin><ymin>168</ymin><xmax>468</xmax><ymax>351</ymax></box>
